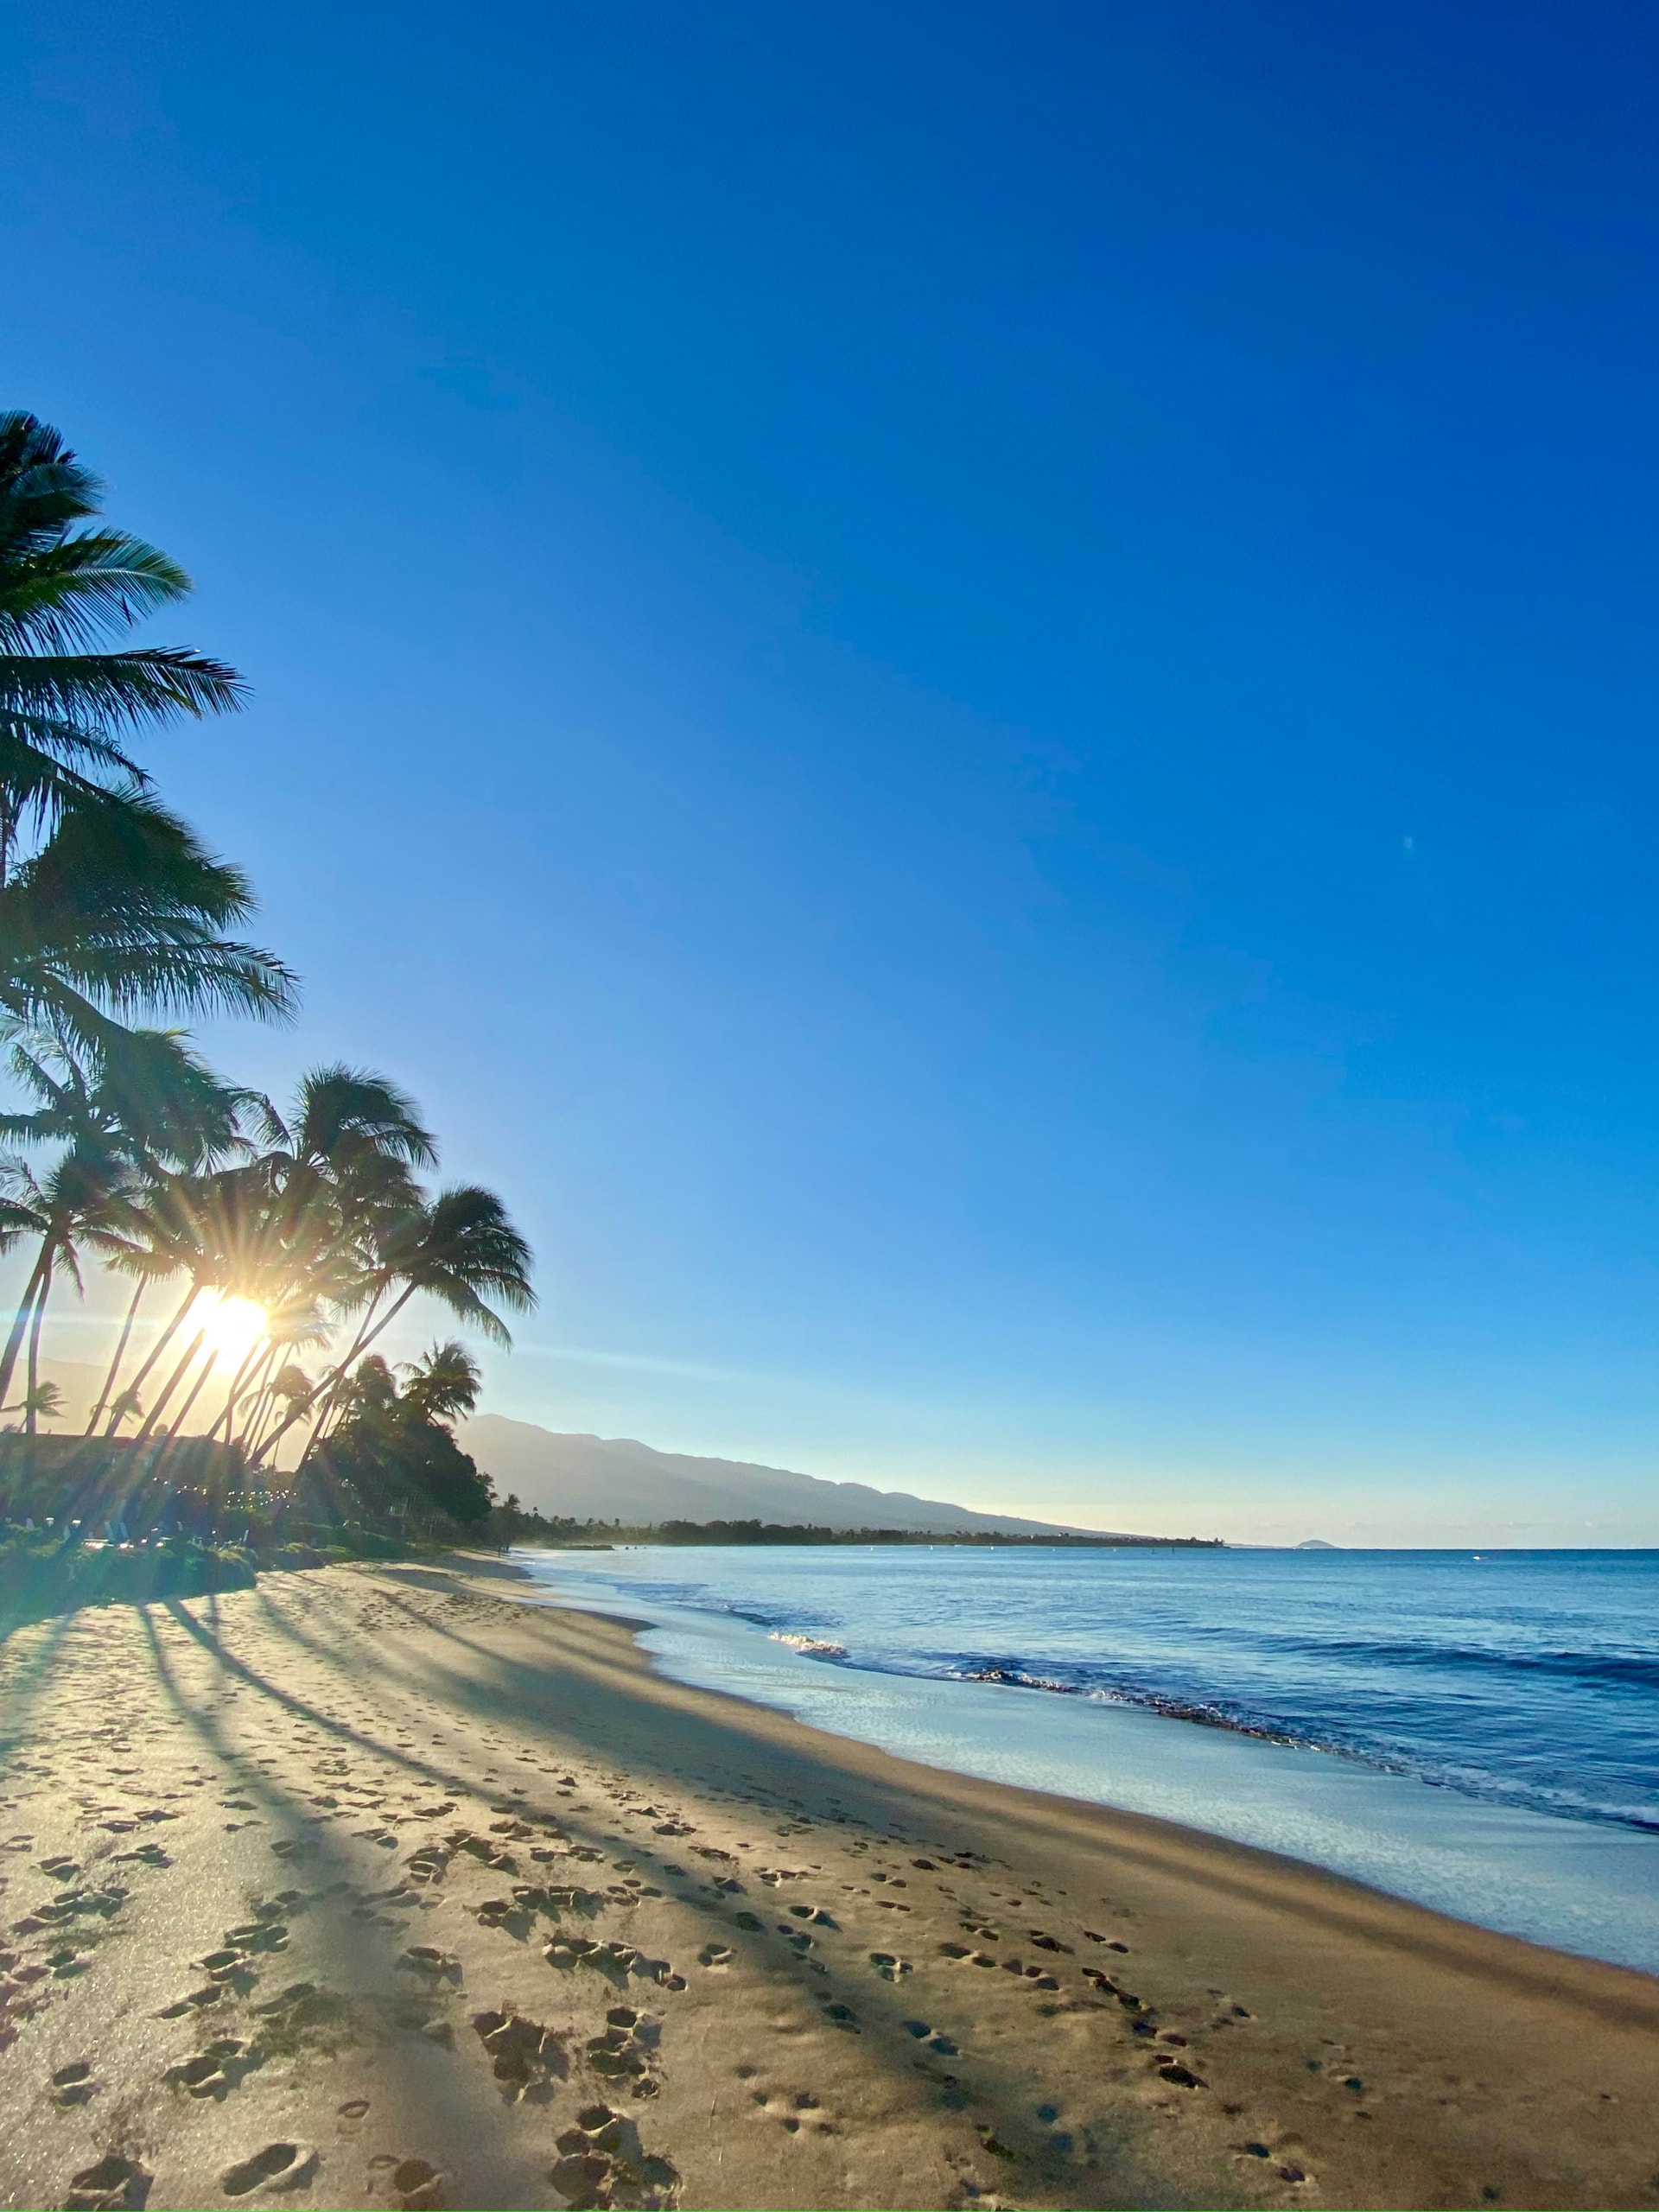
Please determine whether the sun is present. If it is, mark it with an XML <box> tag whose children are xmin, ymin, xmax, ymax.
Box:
<box><xmin>190</xmin><ymin>1292</ymin><xmax>269</xmax><ymax>1362</ymax></box>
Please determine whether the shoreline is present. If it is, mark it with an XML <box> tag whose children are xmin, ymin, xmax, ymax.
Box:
<box><xmin>0</xmin><ymin>1558</ymin><xmax>1655</xmax><ymax>2210</ymax></box>
<box><xmin>506</xmin><ymin>1546</ymin><xmax>1659</xmax><ymax>1977</ymax></box>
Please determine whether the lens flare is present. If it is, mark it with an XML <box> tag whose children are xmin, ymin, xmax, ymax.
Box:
<box><xmin>189</xmin><ymin>1292</ymin><xmax>269</xmax><ymax>1361</ymax></box>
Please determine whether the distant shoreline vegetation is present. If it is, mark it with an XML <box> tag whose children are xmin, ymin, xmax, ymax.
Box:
<box><xmin>490</xmin><ymin>1505</ymin><xmax>1223</xmax><ymax>1549</ymax></box>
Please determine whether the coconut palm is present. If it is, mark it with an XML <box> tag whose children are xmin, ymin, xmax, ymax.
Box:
<box><xmin>0</xmin><ymin>411</ymin><xmax>296</xmax><ymax>1041</ymax></box>
<box><xmin>0</xmin><ymin>1023</ymin><xmax>257</xmax><ymax>1425</ymax></box>
<box><xmin>399</xmin><ymin>1339</ymin><xmax>482</xmax><ymax>1424</ymax></box>
<box><xmin>314</xmin><ymin>1339</ymin><xmax>492</xmax><ymax>1529</ymax></box>
<box><xmin>94</xmin><ymin>1067</ymin><xmax>439</xmax><ymax>1457</ymax></box>
<box><xmin>1</xmin><ymin>1378</ymin><xmax>60</xmax><ymax>1430</ymax></box>
<box><xmin>257</xmin><ymin>1183</ymin><xmax>534</xmax><ymax>1469</ymax></box>
<box><xmin>0</xmin><ymin>1146</ymin><xmax>133</xmax><ymax>1426</ymax></box>
<box><xmin>0</xmin><ymin>410</ymin><xmax>239</xmax><ymax>848</ymax></box>
<box><xmin>0</xmin><ymin>787</ymin><xmax>296</xmax><ymax>1052</ymax></box>
<box><xmin>0</xmin><ymin>416</ymin><xmax>540</xmax><ymax>1513</ymax></box>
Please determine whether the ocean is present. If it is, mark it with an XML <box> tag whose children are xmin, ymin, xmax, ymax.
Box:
<box><xmin>511</xmin><ymin>1543</ymin><xmax>1659</xmax><ymax>1974</ymax></box>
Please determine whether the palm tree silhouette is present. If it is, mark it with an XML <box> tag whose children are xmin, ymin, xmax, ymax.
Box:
<box><xmin>0</xmin><ymin>411</ymin><xmax>296</xmax><ymax>1041</ymax></box>
<box><xmin>0</xmin><ymin>416</ymin><xmax>538</xmax><ymax>1531</ymax></box>
<box><xmin>261</xmin><ymin>1182</ymin><xmax>534</xmax><ymax>1469</ymax></box>
<box><xmin>0</xmin><ymin>1023</ymin><xmax>257</xmax><ymax>1417</ymax></box>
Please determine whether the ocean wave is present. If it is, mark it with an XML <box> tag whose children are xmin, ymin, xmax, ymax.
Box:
<box><xmin>948</xmin><ymin>1662</ymin><xmax>1311</xmax><ymax>1747</ymax></box>
<box><xmin>914</xmin><ymin>1654</ymin><xmax>1659</xmax><ymax>1829</ymax></box>
<box><xmin>536</xmin><ymin>1553</ymin><xmax>1659</xmax><ymax>1836</ymax></box>
<box><xmin>1229</xmin><ymin>1633</ymin><xmax>1659</xmax><ymax>1694</ymax></box>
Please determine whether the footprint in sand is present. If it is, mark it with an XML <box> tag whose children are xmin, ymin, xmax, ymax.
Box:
<box><xmin>587</xmin><ymin>2006</ymin><xmax>662</xmax><ymax>2095</ymax></box>
<box><xmin>220</xmin><ymin>2142</ymin><xmax>320</xmax><ymax>2197</ymax></box>
<box><xmin>868</xmin><ymin>1952</ymin><xmax>912</xmax><ymax>1982</ymax></box>
<box><xmin>471</xmin><ymin>2008</ymin><xmax>569</xmax><ymax>2100</ymax></box>
<box><xmin>112</xmin><ymin>1844</ymin><xmax>171</xmax><ymax>1869</ymax></box>
<box><xmin>64</xmin><ymin>2153</ymin><xmax>151</xmax><ymax>2210</ymax></box>
<box><xmin>1154</xmin><ymin>2056</ymin><xmax>1206</xmax><ymax>2090</ymax></box>
<box><xmin>549</xmin><ymin>2103</ymin><xmax>679</xmax><ymax>2210</ymax></box>
<box><xmin>50</xmin><ymin>2059</ymin><xmax>98</xmax><ymax>2107</ymax></box>
<box><xmin>698</xmin><ymin>1944</ymin><xmax>734</xmax><ymax>1969</ymax></box>
<box><xmin>156</xmin><ymin>1985</ymin><xmax>228</xmax><ymax>2019</ymax></box>
<box><xmin>165</xmin><ymin>2037</ymin><xmax>264</xmax><ymax>2100</ymax></box>
<box><xmin>397</xmin><ymin>1946</ymin><xmax>461</xmax><ymax>1985</ymax></box>
<box><xmin>366</xmin><ymin>2150</ymin><xmax>445</xmax><ymax>2208</ymax></box>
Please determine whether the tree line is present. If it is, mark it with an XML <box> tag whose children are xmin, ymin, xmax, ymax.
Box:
<box><xmin>486</xmin><ymin>1500</ymin><xmax>1222</xmax><ymax>1548</ymax></box>
<box><xmin>0</xmin><ymin>412</ymin><xmax>533</xmax><ymax>1542</ymax></box>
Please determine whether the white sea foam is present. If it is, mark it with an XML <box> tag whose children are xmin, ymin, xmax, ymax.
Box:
<box><xmin>512</xmin><ymin>1543</ymin><xmax>1659</xmax><ymax>1974</ymax></box>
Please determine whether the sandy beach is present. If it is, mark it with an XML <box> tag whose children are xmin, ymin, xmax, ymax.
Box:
<box><xmin>1</xmin><ymin>1560</ymin><xmax>1656</xmax><ymax>2212</ymax></box>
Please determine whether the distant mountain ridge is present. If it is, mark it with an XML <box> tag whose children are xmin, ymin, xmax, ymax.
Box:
<box><xmin>459</xmin><ymin>1414</ymin><xmax>1117</xmax><ymax>1536</ymax></box>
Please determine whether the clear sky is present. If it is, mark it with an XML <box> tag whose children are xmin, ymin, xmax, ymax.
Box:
<box><xmin>5</xmin><ymin>2</ymin><xmax>1659</xmax><ymax>1544</ymax></box>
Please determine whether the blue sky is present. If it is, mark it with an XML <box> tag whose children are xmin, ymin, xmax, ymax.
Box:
<box><xmin>5</xmin><ymin>1</ymin><xmax>1659</xmax><ymax>1541</ymax></box>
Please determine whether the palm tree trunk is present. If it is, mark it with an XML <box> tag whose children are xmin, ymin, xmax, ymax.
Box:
<box><xmin>105</xmin><ymin>1281</ymin><xmax>198</xmax><ymax>1434</ymax></box>
<box><xmin>146</xmin><ymin>1344</ymin><xmax>226</xmax><ymax>1497</ymax></box>
<box><xmin>24</xmin><ymin>1250</ymin><xmax>53</xmax><ymax>1436</ymax></box>
<box><xmin>264</xmin><ymin>1283</ymin><xmax>415</xmax><ymax>1471</ymax></box>
<box><xmin>287</xmin><ymin>1284</ymin><xmax>391</xmax><ymax>1458</ymax></box>
<box><xmin>0</xmin><ymin>1240</ymin><xmax>53</xmax><ymax>1412</ymax></box>
<box><xmin>240</xmin><ymin>1370</ymin><xmax>291</xmax><ymax>1462</ymax></box>
<box><xmin>207</xmin><ymin>1338</ymin><xmax>270</xmax><ymax>1446</ymax></box>
<box><xmin>129</xmin><ymin>1326</ymin><xmax>207</xmax><ymax>1446</ymax></box>
<box><xmin>86</xmin><ymin>1275</ymin><xmax>149</xmax><ymax>1434</ymax></box>
<box><xmin>159</xmin><ymin>1344</ymin><xmax>219</xmax><ymax>1446</ymax></box>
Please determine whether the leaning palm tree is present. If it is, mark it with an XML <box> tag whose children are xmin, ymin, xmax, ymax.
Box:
<box><xmin>252</xmin><ymin>1183</ymin><xmax>534</xmax><ymax>1470</ymax></box>
<box><xmin>97</xmin><ymin>1066</ymin><xmax>438</xmax><ymax>1457</ymax></box>
<box><xmin>0</xmin><ymin>1022</ymin><xmax>257</xmax><ymax>1424</ymax></box>
<box><xmin>0</xmin><ymin>1145</ymin><xmax>134</xmax><ymax>1424</ymax></box>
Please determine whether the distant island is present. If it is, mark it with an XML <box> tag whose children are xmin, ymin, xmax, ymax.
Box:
<box><xmin>1297</xmin><ymin>1538</ymin><xmax>1341</xmax><ymax>1550</ymax></box>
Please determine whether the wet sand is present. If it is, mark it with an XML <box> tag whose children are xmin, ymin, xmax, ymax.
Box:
<box><xmin>0</xmin><ymin>1558</ymin><xmax>1655</xmax><ymax>2211</ymax></box>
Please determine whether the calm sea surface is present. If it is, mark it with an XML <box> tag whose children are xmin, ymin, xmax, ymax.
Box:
<box><xmin>512</xmin><ymin>1545</ymin><xmax>1659</xmax><ymax>1972</ymax></box>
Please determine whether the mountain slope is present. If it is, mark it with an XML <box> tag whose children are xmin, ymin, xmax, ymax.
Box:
<box><xmin>459</xmin><ymin>1414</ymin><xmax>1113</xmax><ymax>1535</ymax></box>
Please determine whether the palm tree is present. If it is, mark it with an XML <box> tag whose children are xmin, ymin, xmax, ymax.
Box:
<box><xmin>0</xmin><ymin>412</ymin><xmax>236</xmax><ymax>855</ymax></box>
<box><xmin>255</xmin><ymin>1183</ymin><xmax>534</xmax><ymax>1469</ymax></box>
<box><xmin>0</xmin><ymin>1023</ymin><xmax>257</xmax><ymax>1421</ymax></box>
<box><xmin>399</xmin><ymin>1339</ymin><xmax>482</xmax><ymax>1424</ymax></box>
<box><xmin>1</xmin><ymin>1378</ymin><xmax>60</xmax><ymax>1430</ymax></box>
<box><xmin>0</xmin><ymin>786</ymin><xmax>296</xmax><ymax>1052</ymax></box>
<box><xmin>0</xmin><ymin>1146</ymin><xmax>133</xmax><ymax>1426</ymax></box>
<box><xmin>0</xmin><ymin>411</ymin><xmax>296</xmax><ymax>1040</ymax></box>
<box><xmin>87</xmin><ymin>1066</ymin><xmax>438</xmax><ymax>1459</ymax></box>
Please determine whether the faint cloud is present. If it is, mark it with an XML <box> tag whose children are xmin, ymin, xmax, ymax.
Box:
<box><xmin>518</xmin><ymin>1340</ymin><xmax>766</xmax><ymax>1387</ymax></box>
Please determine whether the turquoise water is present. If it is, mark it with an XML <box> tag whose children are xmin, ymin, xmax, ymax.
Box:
<box><xmin>512</xmin><ymin>1544</ymin><xmax>1659</xmax><ymax>1973</ymax></box>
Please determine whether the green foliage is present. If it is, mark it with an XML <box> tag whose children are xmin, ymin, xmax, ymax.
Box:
<box><xmin>485</xmin><ymin>1507</ymin><xmax>1224</xmax><ymax>1550</ymax></box>
<box><xmin>313</xmin><ymin>1343</ymin><xmax>493</xmax><ymax>1530</ymax></box>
